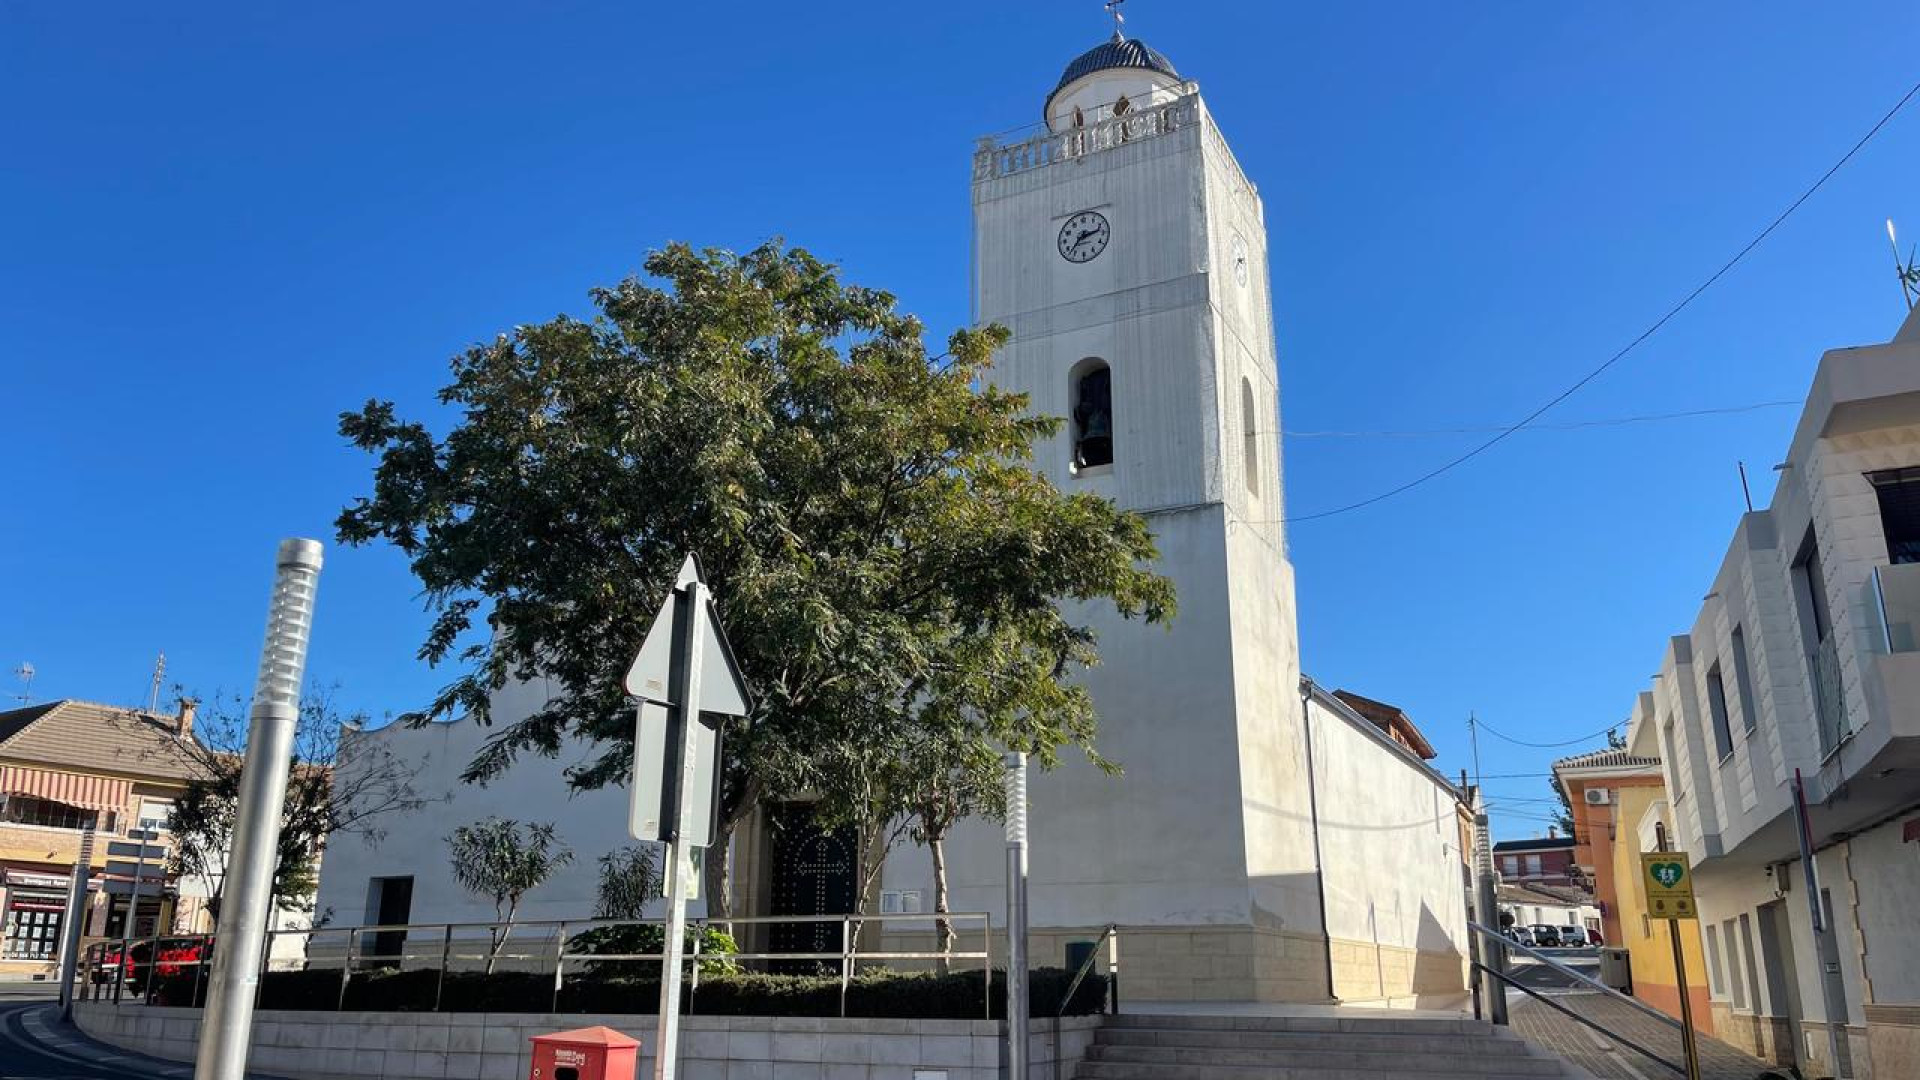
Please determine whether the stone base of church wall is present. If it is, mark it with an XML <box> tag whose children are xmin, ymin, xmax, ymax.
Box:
<box><xmin>1327</xmin><ymin>935</ymin><xmax>1471</xmax><ymax>1009</ymax></box>
<box><xmin>879</xmin><ymin>924</ymin><xmax>1355</xmax><ymax>1003</ymax></box>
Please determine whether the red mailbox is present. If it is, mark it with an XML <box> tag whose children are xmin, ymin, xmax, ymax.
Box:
<box><xmin>529</xmin><ymin>1026</ymin><xmax>641</xmax><ymax>1080</ymax></box>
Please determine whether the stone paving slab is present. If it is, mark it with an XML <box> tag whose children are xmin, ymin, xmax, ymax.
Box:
<box><xmin>1510</xmin><ymin>993</ymin><xmax>1787</xmax><ymax>1080</ymax></box>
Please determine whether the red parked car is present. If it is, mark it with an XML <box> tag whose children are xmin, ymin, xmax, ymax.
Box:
<box><xmin>92</xmin><ymin>937</ymin><xmax>211</xmax><ymax>985</ymax></box>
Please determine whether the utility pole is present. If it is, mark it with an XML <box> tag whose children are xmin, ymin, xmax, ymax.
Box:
<box><xmin>1793</xmin><ymin>770</ymin><xmax>1855</xmax><ymax>1079</ymax></box>
<box><xmin>1004</xmin><ymin>751</ymin><xmax>1031</xmax><ymax>1080</ymax></box>
<box><xmin>1472</xmin><ymin>790</ymin><xmax>1506</xmax><ymax>1026</ymax></box>
<box><xmin>1468</xmin><ymin>711</ymin><xmax>1483</xmax><ymax>789</ymax></box>
<box><xmin>194</xmin><ymin>539</ymin><xmax>324</xmax><ymax>1080</ymax></box>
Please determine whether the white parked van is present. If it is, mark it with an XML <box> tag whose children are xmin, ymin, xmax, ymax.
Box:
<box><xmin>1559</xmin><ymin>925</ymin><xmax>1590</xmax><ymax>947</ymax></box>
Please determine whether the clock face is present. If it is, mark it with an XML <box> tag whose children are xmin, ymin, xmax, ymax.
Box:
<box><xmin>1230</xmin><ymin>233</ymin><xmax>1250</xmax><ymax>287</ymax></box>
<box><xmin>1058</xmin><ymin>211</ymin><xmax>1111</xmax><ymax>263</ymax></box>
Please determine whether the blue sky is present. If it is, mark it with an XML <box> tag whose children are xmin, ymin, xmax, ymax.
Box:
<box><xmin>3</xmin><ymin>2</ymin><xmax>1917</xmax><ymax>838</ymax></box>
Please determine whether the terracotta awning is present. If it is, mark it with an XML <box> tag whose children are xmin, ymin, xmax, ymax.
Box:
<box><xmin>0</xmin><ymin>765</ymin><xmax>130</xmax><ymax>813</ymax></box>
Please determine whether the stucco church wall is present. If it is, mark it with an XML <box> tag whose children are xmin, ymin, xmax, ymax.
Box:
<box><xmin>314</xmin><ymin>674</ymin><xmax>677</xmax><ymax>932</ymax></box>
<box><xmin>1309</xmin><ymin>697</ymin><xmax>1469</xmax><ymax>1006</ymax></box>
<box><xmin>908</xmin><ymin>506</ymin><xmax>1253</xmax><ymax>932</ymax></box>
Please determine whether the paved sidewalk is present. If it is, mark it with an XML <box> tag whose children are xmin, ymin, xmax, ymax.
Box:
<box><xmin>1509</xmin><ymin>993</ymin><xmax>1788</xmax><ymax>1080</ymax></box>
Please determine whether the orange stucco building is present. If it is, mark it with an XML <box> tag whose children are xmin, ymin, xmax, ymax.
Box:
<box><xmin>1556</xmin><ymin>746</ymin><xmax>1713</xmax><ymax>1033</ymax></box>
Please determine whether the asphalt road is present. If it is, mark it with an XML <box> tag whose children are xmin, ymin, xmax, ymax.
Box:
<box><xmin>1504</xmin><ymin>947</ymin><xmax>1603</xmax><ymax>995</ymax></box>
<box><xmin>0</xmin><ymin>999</ymin><xmax>193</xmax><ymax>1080</ymax></box>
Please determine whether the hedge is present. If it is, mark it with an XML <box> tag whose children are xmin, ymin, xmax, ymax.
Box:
<box><xmin>144</xmin><ymin>965</ymin><xmax>1106</xmax><ymax>1019</ymax></box>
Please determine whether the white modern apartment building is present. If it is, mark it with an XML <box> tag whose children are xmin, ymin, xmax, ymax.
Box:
<box><xmin>1628</xmin><ymin>306</ymin><xmax>1920</xmax><ymax>1079</ymax></box>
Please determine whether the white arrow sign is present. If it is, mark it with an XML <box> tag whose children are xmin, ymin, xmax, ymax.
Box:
<box><xmin>625</xmin><ymin>555</ymin><xmax>751</xmax><ymax>849</ymax></box>
<box><xmin>623</xmin><ymin>554</ymin><xmax>750</xmax><ymax>714</ymax></box>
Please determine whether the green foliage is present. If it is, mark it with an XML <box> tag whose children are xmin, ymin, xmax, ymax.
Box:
<box><xmin>447</xmin><ymin>818</ymin><xmax>573</xmax><ymax>910</ymax></box>
<box><xmin>592</xmin><ymin>846</ymin><xmax>661</xmax><ymax>920</ymax></box>
<box><xmin>1548</xmin><ymin>775</ymin><xmax>1577</xmax><ymax>842</ymax></box>
<box><xmin>336</xmin><ymin>241</ymin><xmax>1176</xmax><ymax>910</ymax></box>
<box><xmin>446</xmin><ymin>818</ymin><xmax>573</xmax><ymax>972</ymax></box>
<box><xmin>565</xmin><ymin>923</ymin><xmax>738</xmax><ymax>977</ymax></box>
<box><xmin>160</xmin><ymin>689</ymin><xmax>427</xmax><ymax>919</ymax></box>
<box><xmin>150</xmin><ymin>965</ymin><xmax>1108</xmax><ymax>1018</ymax></box>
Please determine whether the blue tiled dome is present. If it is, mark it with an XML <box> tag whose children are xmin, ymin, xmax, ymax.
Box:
<box><xmin>1045</xmin><ymin>37</ymin><xmax>1181</xmax><ymax>118</ymax></box>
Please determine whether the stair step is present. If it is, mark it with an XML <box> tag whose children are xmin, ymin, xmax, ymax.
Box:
<box><xmin>1084</xmin><ymin>1044</ymin><xmax>1561</xmax><ymax>1075</ymax></box>
<box><xmin>1108</xmin><ymin>1013</ymin><xmax>1493</xmax><ymax>1037</ymax></box>
<box><xmin>1096</xmin><ymin>1028</ymin><xmax>1532</xmax><ymax>1056</ymax></box>
<box><xmin>1076</xmin><ymin>1062</ymin><xmax>1551</xmax><ymax>1080</ymax></box>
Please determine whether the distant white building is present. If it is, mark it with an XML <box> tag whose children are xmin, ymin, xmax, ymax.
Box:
<box><xmin>1622</xmin><ymin>305</ymin><xmax>1920</xmax><ymax>1079</ymax></box>
<box><xmin>318</xmin><ymin>28</ymin><xmax>1475</xmax><ymax>1007</ymax></box>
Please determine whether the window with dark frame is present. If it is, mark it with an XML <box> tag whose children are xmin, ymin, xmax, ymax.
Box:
<box><xmin>1241</xmin><ymin>377</ymin><xmax>1259</xmax><ymax>496</ymax></box>
<box><xmin>1</xmin><ymin>796</ymin><xmax>94</xmax><ymax>831</ymax></box>
<box><xmin>1706</xmin><ymin>662</ymin><xmax>1734</xmax><ymax>760</ymax></box>
<box><xmin>1731</xmin><ymin>626</ymin><xmax>1759</xmax><ymax>733</ymax></box>
<box><xmin>1867</xmin><ymin>466</ymin><xmax>1920</xmax><ymax>564</ymax></box>
<box><xmin>1792</xmin><ymin>526</ymin><xmax>1833</xmax><ymax>645</ymax></box>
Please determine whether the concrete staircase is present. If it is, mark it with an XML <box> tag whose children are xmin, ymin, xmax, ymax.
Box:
<box><xmin>1076</xmin><ymin>1013</ymin><xmax>1575</xmax><ymax>1080</ymax></box>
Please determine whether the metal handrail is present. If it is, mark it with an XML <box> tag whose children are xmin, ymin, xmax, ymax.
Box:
<box><xmin>78</xmin><ymin>910</ymin><xmax>999</xmax><ymax>1019</ymax></box>
<box><xmin>1475</xmin><ymin>962</ymin><xmax>1683</xmax><ymax>1077</ymax></box>
<box><xmin>1055</xmin><ymin>924</ymin><xmax>1117</xmax><ymax>1020</ymax></box>
<box><xmin>1467</xmin><ymin>921</ymin><xmax>1683</xmax><ymax>1031</ymax></box>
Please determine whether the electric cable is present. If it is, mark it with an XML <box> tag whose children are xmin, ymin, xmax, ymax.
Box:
<box><xmin>1281</xmin><ymin>400</ymin><xmax>1798</xmax><ymax>439</ymax></box>
<box><xmin>1272</xmin><ymin>78</ymin><xmax>1920</xmax><ymax>525</ymax></box>
<box><xmin>1475</xmin><ymin>716</ymin><xmax>1621</xmax><ymax>749</ymax></box>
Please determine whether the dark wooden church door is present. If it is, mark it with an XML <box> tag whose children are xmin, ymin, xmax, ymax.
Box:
<box><xmin>767</xmin><ymin>802</ymin><xmax>857</xmax><ymax>974</ymax></box>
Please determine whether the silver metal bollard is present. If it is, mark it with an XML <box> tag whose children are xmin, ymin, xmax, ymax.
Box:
<box><xmin>1004</xmin><ymin>751</ymin><xmax>1030</xmax><ymax>1080</ymax></box>
<box><xmin>193</xmin><ymin>539</ymin><xmax>323</xmax><ymax>1080</ymax></box>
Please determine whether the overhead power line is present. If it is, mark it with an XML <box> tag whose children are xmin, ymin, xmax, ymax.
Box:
<box><xmin>1476</xmin><ymin>716</ymin><xmax>1620</xmax><ymax>749</ymax></box>
<box><xmin>1282</xmin><ymin>400</ymin><xmax>1799</xmax><ymax>439</ymax></box>
<box><xmin>1276</xmin><ymin>78</ymin><xmax>1920</xmax><ymax>525</ymax></box>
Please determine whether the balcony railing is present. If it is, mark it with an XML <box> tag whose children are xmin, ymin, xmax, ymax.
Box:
<box><xmin>1809</xmin><ymin>635</ymin><xmax>1847</xmax><ymax>758</ymax></box>
<box><xmin>973</xmin><ymin>91</ymin><xmax>1200</xmax><ymax>182</ymax></box>
<box><xmin>1869</xmin><ymin>562</ymin><xmax>1920</xmax><ymax>654</ymax></box>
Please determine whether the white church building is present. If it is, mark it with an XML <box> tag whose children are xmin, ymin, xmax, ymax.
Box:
<box><xmin>316</xmin><ymin>30</ymin><xmax>1474</xmax><ymax>1007</ymax></box>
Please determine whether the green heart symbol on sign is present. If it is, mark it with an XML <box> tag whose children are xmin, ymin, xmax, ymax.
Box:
<box><xmin>1651</xmin><ymin>861</ymin><xmax>1686</xmax><ymax>889</ymax></box>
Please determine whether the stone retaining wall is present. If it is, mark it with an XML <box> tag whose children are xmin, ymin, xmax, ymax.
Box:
<box><xmin>74</xmin><ymin>1002</ymin><xmax>1102</xmax><ymax>1080</ymax></box>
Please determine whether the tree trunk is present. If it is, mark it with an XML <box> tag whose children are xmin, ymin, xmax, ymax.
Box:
<box><xmin>705</xmin><ymin>815</ymin><xmax>736</xmax><ymax>924</ymax></box>
<box><xmin>706</xmin><ymin>775</ymin><xmax>762</xmax><ymax>927</ymax></box>
<box><xmin>485</xmin><ymin>899</ymin><xmax>515</xmax><ymax>976</ymax></box>
<box><xmin>928</xmin><ymin>826</ymin><xmax>954</xmax><ymax>976</ymax></box>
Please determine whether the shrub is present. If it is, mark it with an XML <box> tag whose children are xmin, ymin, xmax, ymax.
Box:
<box><xmin>147</xmin><ymin>965</ymin><xmax>1108</xmax><ymax>1018</ymax></box>
<box><xmin>565</xmin><ymin>924</ymin><xmax>738</xmax><ymax>977</ymax></box>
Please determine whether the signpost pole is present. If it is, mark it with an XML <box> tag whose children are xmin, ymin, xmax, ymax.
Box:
<box><xmin>625</xmin><ymin>555</ymin><xmax>750</xmax><ymax>1080</ymax></box>
<box><xmin>114</xmin><ymin>828</ymin><xmax>156</xmax><ymax>1003</ymax></box>
<box><xmin>1654</xmin><ymin>824</ymin><xmax>1702</xmax><ymax>1080</ymax></box>
<box><xmin>653</xmin><ymin>579</ymin><xmax>707</xmax><ymax>1080</ymax></box>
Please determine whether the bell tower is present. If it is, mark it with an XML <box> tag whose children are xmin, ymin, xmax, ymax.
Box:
<box><xmin>936</xmin><ymin>26</ymin><xmax>1327</xmax><ymax>1001</ymax></box>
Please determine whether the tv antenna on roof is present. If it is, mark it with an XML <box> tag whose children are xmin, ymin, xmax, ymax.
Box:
<box><xmin>146</xmin><ymin>652</ymin><xmax>166</xmax><ymax>714</ymax></box>
<box><xmin>11</xmin><ymin>663</ymin><xmax>34</xmax><ymax>704</ymax></box>
<box><xmin>1889</xmin><ymin>219</ymin><xmax>1920</xmax><ymax>311</ymax></box>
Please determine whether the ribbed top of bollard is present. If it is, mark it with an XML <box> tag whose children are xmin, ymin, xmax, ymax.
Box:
<box><xmin>276</xmin><ymin>537</ymin><xmax>324</xmax><ymax>570</ymax></box>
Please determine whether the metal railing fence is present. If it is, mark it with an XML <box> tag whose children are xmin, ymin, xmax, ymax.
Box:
<box><xmin>1467</xmin><ymin>921</ymin><xmax>1686</xmax><ymax>1077</ymax></box>
<box><xmin>78</xmin><ymin>911</ymin><xmax>998</xmax><ymax>1019</ymax></box>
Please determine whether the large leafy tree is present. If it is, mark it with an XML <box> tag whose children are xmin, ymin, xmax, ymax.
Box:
<box><xmin>337</xmin><ymin>242</ymin><xmax>1175</xmax><ymax>915</ymax></box>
